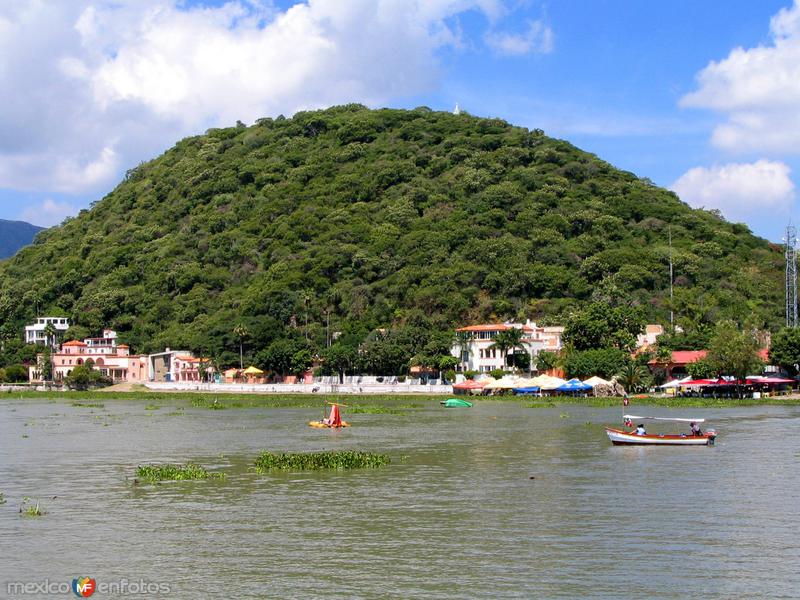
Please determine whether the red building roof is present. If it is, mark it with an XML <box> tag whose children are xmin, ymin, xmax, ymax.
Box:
<box><xmin>456</xmin><ymin>324</ymin><xmax>511</xmax><ymax>332</ymax></box>
<box><xmin>456</xmin><ymin>324</ymin><xmax>534</xmax><ymax>333</ymax></box>
<box><xmin>649</xmin><ymin>350</ymin><xmax>707</xmax><ymax>365</ymax></box>
<box><xmin>651</xmin><ymin>348</ymin><xmax>770</xmax><ymax>365</ymax></box>
<box><xmin>62</xmin><ymin>340</ymin><xmax>87</xmax><ymax>347</ymax></box>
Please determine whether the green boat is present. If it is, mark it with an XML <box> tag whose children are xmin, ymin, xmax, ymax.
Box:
<box><xmin>440</xmin><ymin>398</ymin><xmax>473</xmax><ymax>408</ymax></box>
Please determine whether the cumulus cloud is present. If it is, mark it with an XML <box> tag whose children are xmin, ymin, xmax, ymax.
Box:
<box><xmin>485</xmin><ymin>20</ymin><xmax>553</xmax><ymax>56</ymax></box>
<box><xmin>680</xmin><ymin>0</ymin><xmax>800</xmax><ymax>152</ymax></box>
<box><xmin>16</xmin><ymin>198</ymin><xmax>78</xmax><ymax>228</ymax></box>
<box><xmin>0</xmin><ymin>0</ymin><xmax>515</xmax><ymax>199</ymax></box>
<box><xmin>670</xmin><ymin>160</ymin><xmax>795</xmax><ymax>223</ymax></box>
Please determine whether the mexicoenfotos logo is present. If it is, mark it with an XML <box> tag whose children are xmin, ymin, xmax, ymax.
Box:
<box><xmin>72</xmin><ymin>577</ymin><xmax>96</xmax><ymax>597</ymax></box>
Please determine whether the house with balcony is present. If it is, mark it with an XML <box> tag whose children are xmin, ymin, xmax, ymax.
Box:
<box><xmin>29</xmin><ymin>329</ymin><xmax>148</xmax><ymax>383</ymax></box>
<box><xmin>24</xmin><ymin>317</ymin><xmax>70</xmax><ymax>345</ymax></box>
<box><xmin>451</xmin><ymin>321</ymin><xmax>564</xmax><ymax>373</ymax></box>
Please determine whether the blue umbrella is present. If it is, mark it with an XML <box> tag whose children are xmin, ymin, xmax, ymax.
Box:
<box><xmin>513</xmin><ymin>386</ymin><xmax>541</xmax><ymax>395</ymax></box>
<box><xmin>556</xmin><ymin>378</ymin><xmax>593</xmax><ymax>393</ymax></box>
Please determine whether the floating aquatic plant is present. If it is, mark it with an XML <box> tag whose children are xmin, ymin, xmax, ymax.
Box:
<box><xmin>135</xmin><ymin>463</ymin><xmax>225</xmax><ymax>482</ymax></box>
<box><xmin>20</xmin><ymin>497</ymin><xmax>45</xmax><ymax>517</ymax></box>
<box><xmin>254</xmin><ymin>450</ymin><xmax>389</xmax><ymax>473</ymax></box>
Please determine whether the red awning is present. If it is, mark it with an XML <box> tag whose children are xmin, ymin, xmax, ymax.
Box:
<box><xmin>679</xmin><ymin>379</ymin><xmax>719</xmax><ymax>386</ymax></box>
<box><xmin>747</xmin><ymin>377</ymin><xmax>794</xmax><ymax>384</ymax></box>
<box><xmin>453</xmin><ymin>379</ymin><xmax>490</xmax><ymax>389</ymax></box>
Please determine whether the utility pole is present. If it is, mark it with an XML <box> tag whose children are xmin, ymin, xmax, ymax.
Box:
<box><xmin>785</xmin><ymin>225</ymin><xmax>798</xmax><ymax>327</ymax></box>
<box><xmin>668</xmin><ymin>226</ymin><xmax>674</xmax><ymax>331</ymax></box>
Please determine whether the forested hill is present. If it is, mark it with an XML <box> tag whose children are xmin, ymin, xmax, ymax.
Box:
<box><xmin>0</xmin><ymin>219</ymin><xmax>44</xmax><ymax>259</ymax></box>
<box><xmin>0</xmin><ymin>105</ymin><xmax>784</xmax><ymax>366</ymax></box>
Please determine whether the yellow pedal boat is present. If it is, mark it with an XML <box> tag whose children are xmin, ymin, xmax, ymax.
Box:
<box><xmin>308</xmin><ymin>420</ymin><xmax>350</xmax><ymax>428</ymax></box>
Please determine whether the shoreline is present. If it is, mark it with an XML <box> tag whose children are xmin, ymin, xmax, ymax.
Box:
<box><xmin>3</xmin><ymin>388</ymin><xmax>800</xmax><ymax>408</ymax></box>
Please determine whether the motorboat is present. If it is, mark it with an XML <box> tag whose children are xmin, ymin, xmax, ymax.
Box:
<box><xmin>606</xmin><ymin>415</ymin><xmax>716</xmax><ymax>446</ymax></box>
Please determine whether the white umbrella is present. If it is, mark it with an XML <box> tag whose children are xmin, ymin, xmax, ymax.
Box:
<box><xmin>584</xmin><ymin>376</ymin><xmax>611</xmax><ymax>387</ymax></box>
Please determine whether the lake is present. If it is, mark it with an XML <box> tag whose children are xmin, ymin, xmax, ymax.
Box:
<box><xmin>1</xmin><ymin>397</ymin><xmax>799</xmax><ymax>598</ymax></box>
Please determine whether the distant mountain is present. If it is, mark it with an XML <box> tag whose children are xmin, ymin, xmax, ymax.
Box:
<box><xmin>0</xmin><ymin>219</ymin><xmax>44</xmax><ymax>259</ymax></box>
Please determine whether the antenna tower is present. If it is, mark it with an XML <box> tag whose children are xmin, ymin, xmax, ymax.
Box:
<box><xmin>785</xmin><ymin>225</ymin><xmax>798</xmax><ymax>327</ymax></box>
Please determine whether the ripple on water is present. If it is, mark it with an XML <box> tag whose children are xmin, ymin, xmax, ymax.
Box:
<box><xmin>1</xmin><ymin>400</ymin><xmax>800</xmax><ymax>598</ymax></box>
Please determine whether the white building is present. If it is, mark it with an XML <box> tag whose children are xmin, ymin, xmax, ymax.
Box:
<box><xmin>146</xmin><ymin>349</ymin><xmax>214</xmax><ymax>383</ymax></box>
<box><xmin>24</xmin><ymin>317</ymin><xmax>70</xmax><ymax>345</ymax></box>
<box><xmin>451</xmin><ymin>321</ymin><xmax>564</xmax><ymax>373</ymax></box>
<box><xmin>636</xmin><ymin>324</ymin><xmax>664</xmax><ymax>349</ymax></box>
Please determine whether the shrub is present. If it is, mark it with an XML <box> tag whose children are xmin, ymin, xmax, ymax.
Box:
<box><xmin>3</xmin><ymin>364</ymin><xmax>28</xmax><ymax>383</ymax></box>
<box><xmin>489</xmin><ymin>369</ymin><xmax>506</xmax><ymax>380</ymax></box>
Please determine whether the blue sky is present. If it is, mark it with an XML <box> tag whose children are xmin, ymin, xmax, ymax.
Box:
<box><xmin>1</xmin><ymin>0</ymin><xmax>798</xmax><ymax>241</ymax></box>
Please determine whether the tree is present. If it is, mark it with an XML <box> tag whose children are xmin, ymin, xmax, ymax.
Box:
<box><xmin>769</xmin><ymin>327</ymin><xmax>800</xmax><ymax>376</ymax></box>
<box><xmin>616</xmin><ymin>362</ymin><xmax>651</xmax><ymax>393</ymax></box>
<box><xmin>563</xmin><ymin>302</ymin><xmax>646</xmax><ymax>352</ymax></box>
<box><xmin>64</xmin><ymin>363</ymin><xmax>110</xmax><ymax>390</ymax></box>
<box><xmin>233</xmin><ymin>323</ymin><xmax>249</xmax><ymax>370</ymax></box>
<box><xmin>321</xmin><ymin>343</ymin><xmax>358</xmax><ymax>383</ymax></box>
<box><xmin>705</xmin><ymin>321</ymin><xmax>763</xmax><ymax>395</ymax></box>
<box><xmin>43</xmin><ymin>322</ymin><xmax>57</xmax><ymax>349</ymax></box>
<box><xmin>686</xmin><ymin>358</ymin><xmax>716</xmax><ymax>379</ymax></box>
<box><xmin>489</xmin><ymin>328</ymin><xmax>529</xmax><ymax>372</ymax></box>
<box><xmin>42</xmin><ymin>347</ymin><xmax>53</xmax><ymax>381</ymax></box>
<box><xmin>453</xmin><ymin>330</ymin><xmax>471</xmax><ymax>371</ymax></box>
<box><xmin>291</xmin><ymin>348</ymin><xmax>313</xmax><ymax>376</ymax></box>
<box><xmin>534</xmin><ymin>351</ymin><xmax>559</xmax><ymax>373</ymax></box>
<box><xmin>3</xmin><ymin>364</ymin><xmax>28</xmax><ymax>382</ymax></box>
<box><xmin>563</xmin><ymin>348</ymin><xmax>627</xmax><ymax>379</ymax></box>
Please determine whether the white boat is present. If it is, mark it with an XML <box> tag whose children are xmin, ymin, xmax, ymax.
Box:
<box><xmin>606</xmin><ymin>415</ymin><xmax>717</xmax><ymax>446</ymax></box>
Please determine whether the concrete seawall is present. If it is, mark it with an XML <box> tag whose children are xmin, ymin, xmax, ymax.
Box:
<box><xmin>145</xmin><ymin>382</ymin><xmax>453</xmax><ymax>394</ymax></box>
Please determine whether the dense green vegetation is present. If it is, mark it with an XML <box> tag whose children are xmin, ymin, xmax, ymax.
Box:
<box><xmin>0</xmin><ymin>106</ymin><xmax>784</xmax><ymax>374</ymax></box>
<box><xmin>254</xmin><ymin>450</ymin><xmax>390</xmax><ymax>472</ymax></box>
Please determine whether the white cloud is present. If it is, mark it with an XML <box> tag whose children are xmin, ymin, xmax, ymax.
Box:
<box><xmin>485</xmin><ymin>19</ymin><xmax>553</xmax><ymax>56</ymax></box>
<box><xmin>670</xmin><ymin>160</ymin><xmax>795</xmax><ymax>223</ymax></box>
<box><xmin>681</xmin><ymin>0</ymin><xmax>800</xmax><ymax>152</ymax></box>
<box><xmin>16</xmin><ymin>198</ymin><xmax>77</xmax><ymax>228</ymax></box>
<box><xmin>0</xmin><ymin>0</ymin><xmax>514</xmax><ymax>199</ymax></box>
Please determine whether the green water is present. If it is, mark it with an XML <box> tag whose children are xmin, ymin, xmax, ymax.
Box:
<box><xmin>1</xmin><ymin>398</ymin><xmax>799</xmax><ymax>598</ymax></box>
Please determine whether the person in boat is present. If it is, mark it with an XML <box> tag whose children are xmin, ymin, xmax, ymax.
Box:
<box><xmin>635</xmin><ymin>423</ymin><xmax>646</xmax><ymax>435</ymax></box>
<box><xmin>690</xmin><ymin>421</ymin><xmax>702</xmax><ymax>436</ymax></box>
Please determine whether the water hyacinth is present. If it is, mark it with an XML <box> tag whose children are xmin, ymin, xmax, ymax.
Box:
<box><xmin>135</xmin><ymin>463</ymin><xmax>225</xmax><ymax>482</ymax></box>
<box><xmin>254</xmin><ymin>450</ymin><xmax>389</xmax><ymax>473</ymax></box>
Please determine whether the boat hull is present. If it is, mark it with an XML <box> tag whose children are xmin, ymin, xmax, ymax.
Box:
<box><xmin>605</xmin><ymin>428</ymin><xmax>715</xmax><ymax>446</ymax></box>
<box><xmin>308</xmin><ymin>421</ymin><xmax>350</xmax><ymax>429</ymax></box>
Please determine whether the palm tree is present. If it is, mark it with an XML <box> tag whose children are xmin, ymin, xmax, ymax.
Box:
<box><xmin>489</xmin><ymin>328</ymin><xmax>530</xmax><ymax>373</ymax></box>
<box><xmin>616</xmin><ymin>362</ymin><xmax>652</xmax><ymax>394</ymax></box>
<box><xmin>454</xmin><ymin>330</ymin><xmax>472</xmax><ymax>372</ymax></box>
<box><xmin>233</xmin><ymin>323</ymin><xmax>249</xmax><ymax>370</ymax></box>
<box><xmin>43</xmin><ymin>322</ymin><xmax>57</xmax><ymax>349</ymax></box>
